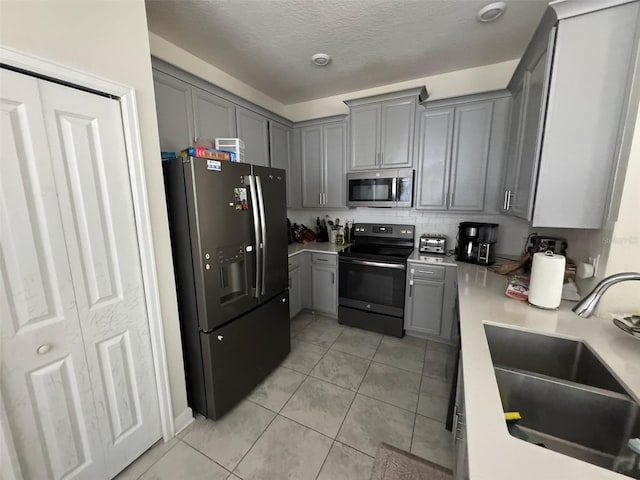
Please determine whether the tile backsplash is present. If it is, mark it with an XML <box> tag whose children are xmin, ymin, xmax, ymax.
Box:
<box><xmin>287</xmin><ymin>208</ymin><xmax>530</xmax><ymax>256</ymax></box>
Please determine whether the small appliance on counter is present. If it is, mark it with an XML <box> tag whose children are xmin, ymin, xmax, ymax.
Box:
<box><xmin>456</xmin><ymin>222</ymin><xmax>499</xmax><ymax>266</ymax></box>
<box><xmin>526</xmin><ymin>235</ymin><xmax>568</xmax><ymax>256</ymax></box>
<box><xmin>419</xmin><ymin>234</ymin><xmax>447</xmax><ymax>254</ymax></box>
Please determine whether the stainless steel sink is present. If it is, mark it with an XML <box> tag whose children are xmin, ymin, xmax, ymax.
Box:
<box><xmin>485</xmin><ymin>324</ymin><xmax>627</xmax><ymax>394</ymax></box>
<box><xmin>484</xmin><ymin>324</ymin><xmax>640</xmax><ymax>477</ymax></box>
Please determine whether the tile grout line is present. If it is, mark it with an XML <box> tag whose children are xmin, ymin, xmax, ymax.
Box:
<box><xmin>229</xmin><ymin>410</ymin><xmax>279</xmax><ymax>476</ymax></box>
<box><xmin>177</xmin><ymin>438</ymin><xmax>234</xmax><ymax>477</ymax></box>
<box><xmin>127</xmin><ymin>437</ymin><xmax>182</xmax><ymax>480</ymax></box>
<box><xmin>411</xmin><ymin>340</ymin><xmax>429</xmax><ymax>454</ymax></box>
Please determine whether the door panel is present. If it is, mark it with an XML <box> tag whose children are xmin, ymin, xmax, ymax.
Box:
<box><xmin>193</xmin><ymin>87</ymin><xmax>236</xmax><ymax>141</ymax></box>
<box><xmin>252</xmin><ymin>165</ymin><xmax>288</xmax><ymax>301</ymax></box>
<box><xmin>188</xmin><ymin>159</ymin><xmax>257</xmax><ymax>330</ymax></box>
<box><xmin>448</xmin><ymin>102</ymin><xmax>493</xmax><ymax>211</ymax></box>
<box><xmin>301</xmin><ymin>126</ymin><xmax>323</xmax><ymax>207</ymax></box>
<box><xmin>152</xmin><ymin>70</ymin><xmax>194</xmax><ymax>153</ymax></box>
<box><xmin>350</xmin><ymin>104</ymin><xmax>380</xmax><ymax>170</ymax></box>
<box><xmin>0</xmin><ymin>68</ymin><xmax>107</xmax><ymax>480</ymax></box>
<box><xmin>503</xmin><ymin>78</ymin><xmax>528</xmax><ymax>214</ymax></box>
<box><xmin>380</xmin><ymin>98</ymin><xmax>415</xmax><ymax>168</ymax></box>
<box><xmin>269</xmin><ymin>121</ymin><xmax>291</xmax><ymax>206</ymax></box>
<box><xmin>201</xmin><ymin>292</ymin><xmax>290</xmax><ymax>419</ymax></box>
<box><xmin>236</xmin><ymin>106</ymin><xmax>269</xmax><ymax>167</ymax></box>
<box><xmin>40</xmin><ymin>80</ymin><xmax>161</xmax><ymax>478</ymax></box>
<box><xmin>416</xmin><ymin>108</ymin><xmax>454</xmax><ymax>210</ymax></box>
<box><xmin>312</xmin><ymin>265</ymin><xmax>337</xmax><ymax>316</ymax></box>
<box><xmin>323</xmin><ymin>122</ymin><xmax>347</xmax><ymax>208</ymax></box>
<box><xmin>406</xmin><ymin>278</ymin><xmax>445</xmax><ymax>336</ymax></box>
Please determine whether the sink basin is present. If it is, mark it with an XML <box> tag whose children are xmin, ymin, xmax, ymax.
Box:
<box><xmin>485</xmin><ymin>324</ymin><xmax>640</xmax><ymax>477</ymax></box>
<box><xmin>485</xmin><ymin>324</ymin><xmax>627</xmax><ymax>394</ymax></box>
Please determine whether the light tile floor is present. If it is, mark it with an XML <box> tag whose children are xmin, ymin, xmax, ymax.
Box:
<box><xmin>115</xmin><ymin>312</ymin><xmax>457</xmax><ymax>480</ymax></box>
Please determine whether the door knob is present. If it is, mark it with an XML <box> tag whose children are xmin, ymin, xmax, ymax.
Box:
<box><xmin>217</xmin><ymin>335</ymin><xmax>224</xmax><ymax>341</ymax></box>
<box><xmin>37</xmin><ymin>344</ymin><xmax>52</xmax><ymax>355</ymax></box>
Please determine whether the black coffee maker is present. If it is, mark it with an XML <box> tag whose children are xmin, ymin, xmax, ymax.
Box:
<box><xmin>456</xmin><ymin>222</ymin><xmax>499</xmax><ymax>265</ymax></box>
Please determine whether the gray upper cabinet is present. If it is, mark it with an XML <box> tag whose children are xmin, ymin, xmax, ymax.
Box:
<box><xmin>416</xmin><ymin>94</ymin><xmax>507</xmax><ymax>212</ymax></box>
<box><xmin>349</xmin><ymin>104</ymin><xmax>379</xmax><ymax>170</ymax></box>
<box><xmin>192</xmin><ymin>87</ymin><xmax>236</xmax><ymax>141</ymax></box>
<box><xmin>448</xmin><ymin>102</ymin><xmax>493</xmax><ymax>211</ymax></box>
<box><xmin>299</xmin><ymin>117</ymin><xmax>347</xmax><ymax>208</ymax></box>
<box><xmin>152</xmin><ymin>70</ymin><xmax>194</xmax><ymax>154</ymax></box>
<box><xmin>345</xmin><ymin>87</ymin><xmax>425</xmax><ymax>171</ymax></box>
<box><xmin>416</xmin><ymin>108</ymin><xmax>454</xmax><ymax>209</ymax></box>
<box><xmin>301</xmin><ymin>125</ymin><xmax>323</xmax><ymax>208</ymax></box>
<box><xmin>501</xmin><ymin>77</ymin><xmax>527</xmax><ymax>215</ymax></box>
<box><xmin>504</xmin><ymin>2</ymin><xmax>640</xmax><ymax>228</ymax></box>
<box><xmin>236</xmin><ymin>106</ymin><xmax>270</xmax><ymax>167</ymax></box>
<box><xmin>269</xmin><ymin>121</ymin><xmax>292</xmax><ymax>207</ymax></box>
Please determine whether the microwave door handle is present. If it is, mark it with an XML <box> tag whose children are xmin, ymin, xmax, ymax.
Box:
<box><xmin>255</xmin><ymin>175</ymin><xmax>267</xmax><ymax>296</ymax></box>
<box><xmin>391</xmin><ymin>177</ymin><xmax>398</xmax><ymax>201</ymax></box>
<box><xmin>248</xmin><ymin>175</ymin><xmax>261</xmax><ymax>298</ymax></box>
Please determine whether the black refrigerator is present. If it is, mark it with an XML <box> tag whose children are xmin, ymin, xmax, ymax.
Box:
<box><xmin>163</xmin><ymin>157</ymin><xmax>290</xmax><ymax>420</ymax></box>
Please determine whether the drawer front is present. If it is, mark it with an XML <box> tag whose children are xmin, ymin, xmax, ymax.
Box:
<box><xmin>288</xmin><ymin>254</ymin><xmax>301</xmax><ymax>270</ymax></box>
<box><xmin>311</xmin><ymin>252</ymin><xmax>337</xmax><ymax>266</ymax></box>
<box><xmin>409</xmin><ymin>264</ymin><xmax>445</xmax><ymax>281</ymax></box>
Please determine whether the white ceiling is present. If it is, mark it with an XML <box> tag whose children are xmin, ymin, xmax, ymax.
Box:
<box><xmin>145</xmin><ymin>0</ymin><xmax>549</xmax><ymax>104</ymax></box>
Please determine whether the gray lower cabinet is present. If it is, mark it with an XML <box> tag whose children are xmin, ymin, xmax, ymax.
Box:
<box><xmin>310</xmin><ymin>253</ymin><xmax>338</xmax><ymax>316</ymax></box>
<box><xmin>269</xmin><ymin>121</ymin><xmax>293</xmax><ymax>207</ymax></box>
<box><xmin>192</xmin><ymin>86</ymin><xmax>236</xmax><ymax>141</ymax></box>
<box><xmin>503</xmin><ymin>2</ymin><xmax>640</xmax><ymax>228</ymax></box>
<box><xmin>404</xmin><ymin>263</ymin><xmax>457</xmax><ymax>340</ymax></box>
<box><xmin>298</xmin><ymin>117</ymin><xmax>347</xmax><ymax>208</ymax></box>
<box><xmin>453</xmin><ymin>360</ymin><xmax>468</xmax><ymax>480</ymax></box>
<box><xmin>416</xmin><ymin>93</ymin><xmax>509</xmax><ymax>212</ymax></box>
<box><xmin>288</xmin><ymin>264</ymin><xmax>302</xmax><ymax>319</ymax></box>
<box><xmin>152</xmin><ymin>70</ymin><xmax>195</xmax><ymax>154</ymax></box>
<box><xmin>236</xmin><ymin>106</ymin><xmax>270</xmax><ymax>166</ymax></box>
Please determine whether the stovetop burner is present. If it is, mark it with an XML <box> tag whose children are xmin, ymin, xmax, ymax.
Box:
<box><xmin>339</xmin><ymin>223</ymin><xmax>415</xmax><ymax>262</ymax></box>
<box><xmin>339</xmin><ymin>244</ymin><xmax>413</xmax><ymax>261</ymax></box>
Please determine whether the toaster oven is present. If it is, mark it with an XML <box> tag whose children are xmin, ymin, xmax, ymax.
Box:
<box><xmin>419</xmin><ymin>234</ymin><xmax>447</xmax><ymax>254</ymax></box>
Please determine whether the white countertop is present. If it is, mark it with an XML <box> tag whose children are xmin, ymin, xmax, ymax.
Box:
<box><xmin>288</xmin><ymin>241</ymin><xmax>349</xmax><ymax>257</ymax></box>
<box><xmin>456</xmin><ymin>262</ymin><xmax>640</xmax><ymax>480</ymax></box>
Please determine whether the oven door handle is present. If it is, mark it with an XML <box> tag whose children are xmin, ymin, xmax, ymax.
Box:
<box><xmin>339</xmin><ymin>258</ymin><xmax>406</xmax><ymax>270</ymax></box>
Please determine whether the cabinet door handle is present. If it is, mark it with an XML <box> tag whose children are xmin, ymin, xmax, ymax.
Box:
<box><xmin>317</xmin><ymin>258</ymin><xmax>329</xmax><ymax>262</ymax></box>
<box><xmin>418</xmin><ymin>270</ymin><xmax>435</xmax><ymax>275</ymax></box>
<box><xmin>288</xmin><ymin>276</ymin><xmax>292</xmax><ymax>288</ymax></box>
<box><xmin>319</xmin><ymin>193</ymin><xmax>322</xmax><ymax>205</ymax></box>
<box><xmin>506</xmin><ymin>190</ymin><xmax>513</xmax><ymax>210</ymax></box>
<box><xmin>409</xmin><ymin>284</ymin><xmax>413</xmax><ymax>297</ymax></box>
<box><xmin>503</xmin><ymin>190</ymin><xmax>509</xmax><ymax>210</ymax></box>
<box><xmin>331</xmin><ymin>272</ymin><xmax>335</xmax><ymax>284</ymax></box>
<box><xmin>381</xmin><ymin>151</ymin><xmax>384</xmax><ymax>165</ymax></box>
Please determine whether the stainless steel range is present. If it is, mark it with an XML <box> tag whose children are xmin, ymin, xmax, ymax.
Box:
<box><xmin>338</xmin><ymin>223</ymin><xmax>415</xmax><ymax>337</ymax></box>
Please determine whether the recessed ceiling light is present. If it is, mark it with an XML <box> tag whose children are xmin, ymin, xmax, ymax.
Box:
<box><xmin>477</xmin><ymin>2</ymin><xmax>506</xmax><ymax>23</ymax></box>
<box><xmin>311</xmin><ymin>53</ymin><xmax>331</xmax><ymax>67</ymax></box>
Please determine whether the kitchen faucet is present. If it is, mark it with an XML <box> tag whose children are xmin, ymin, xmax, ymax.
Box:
<box><xmin>572</xmin><ymin>272</ymin><xmax>640</xmax><ymax>317</ymax></box>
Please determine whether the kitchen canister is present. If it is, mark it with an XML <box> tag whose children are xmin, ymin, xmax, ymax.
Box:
<box><xmin>528</xmin><ymin>251</ymin><xmax>566</xmax><ymax>309</ymax></box>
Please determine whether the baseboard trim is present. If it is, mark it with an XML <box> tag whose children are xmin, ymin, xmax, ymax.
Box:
<box><xmin>173</xmin><ymin>407</ymin><xmax>194</xmax><ymax>436</ymax></box>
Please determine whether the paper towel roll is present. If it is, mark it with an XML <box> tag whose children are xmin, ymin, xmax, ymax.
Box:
<box><xmin>529</xmin><ymin>251</ymin><xmax>566</xmax><ymax>309</ymax></box>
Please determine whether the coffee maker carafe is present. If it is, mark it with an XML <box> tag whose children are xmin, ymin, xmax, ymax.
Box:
<box><xmin>456</xmin><ymin>222</ymin><xmax>498</xmax><ymax>265</ymax></box>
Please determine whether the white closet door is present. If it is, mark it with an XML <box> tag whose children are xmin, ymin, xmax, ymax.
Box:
<box><xmin>39</xmin><ymin>81</ymin><xmax>162</xmax><ymax>478</ymax></box>
<box><xmin>0</xmin><ymin>70</ymin><xmax>107</xmax><ymax>480</ymax></box>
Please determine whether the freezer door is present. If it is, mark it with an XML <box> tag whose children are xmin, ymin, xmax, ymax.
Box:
<box><xmin>186</xmin><ymin>159</ymin><xmax>259</xmax><ymax>331</ymax></box>
<box><xmin>252</xmin><ymin>165</ymin><xmax>288</xmax><ymax>302</ymax></box>
<box><xmin>199</xmin><ymin>291</ymin><xmax>290</xmax><ymax>419</ymax></box>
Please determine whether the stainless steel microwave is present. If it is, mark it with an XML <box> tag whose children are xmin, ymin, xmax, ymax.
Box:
<box><xmin>347</xmin><ymin>169</ymin><xmax>414</xmax><ymax>207</ymax></box>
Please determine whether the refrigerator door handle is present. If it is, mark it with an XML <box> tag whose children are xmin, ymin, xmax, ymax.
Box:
<box><xmin>248</xmin><ymin>175</ymin><xmax>261</xmax><ymax>298</ymax></box>
<box><xmin>255</xmin><ymin>175</ymin><xmax>267</xmax><ymax>296</ymax></box>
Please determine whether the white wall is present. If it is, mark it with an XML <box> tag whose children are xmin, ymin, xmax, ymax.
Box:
<box><xmin>0</xmin><ymin>0</ymin><xmax>189</xmax><ymax>421</ymax></box>
<box><xmin>283</xmin><ymin>60</ymin><xmax>519</xmax><ymax>122</ymax></box>
<box><xmin>149</xmin><ymin>31</ymin><xmax>518</xmax><ymax>122</ymax></box>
